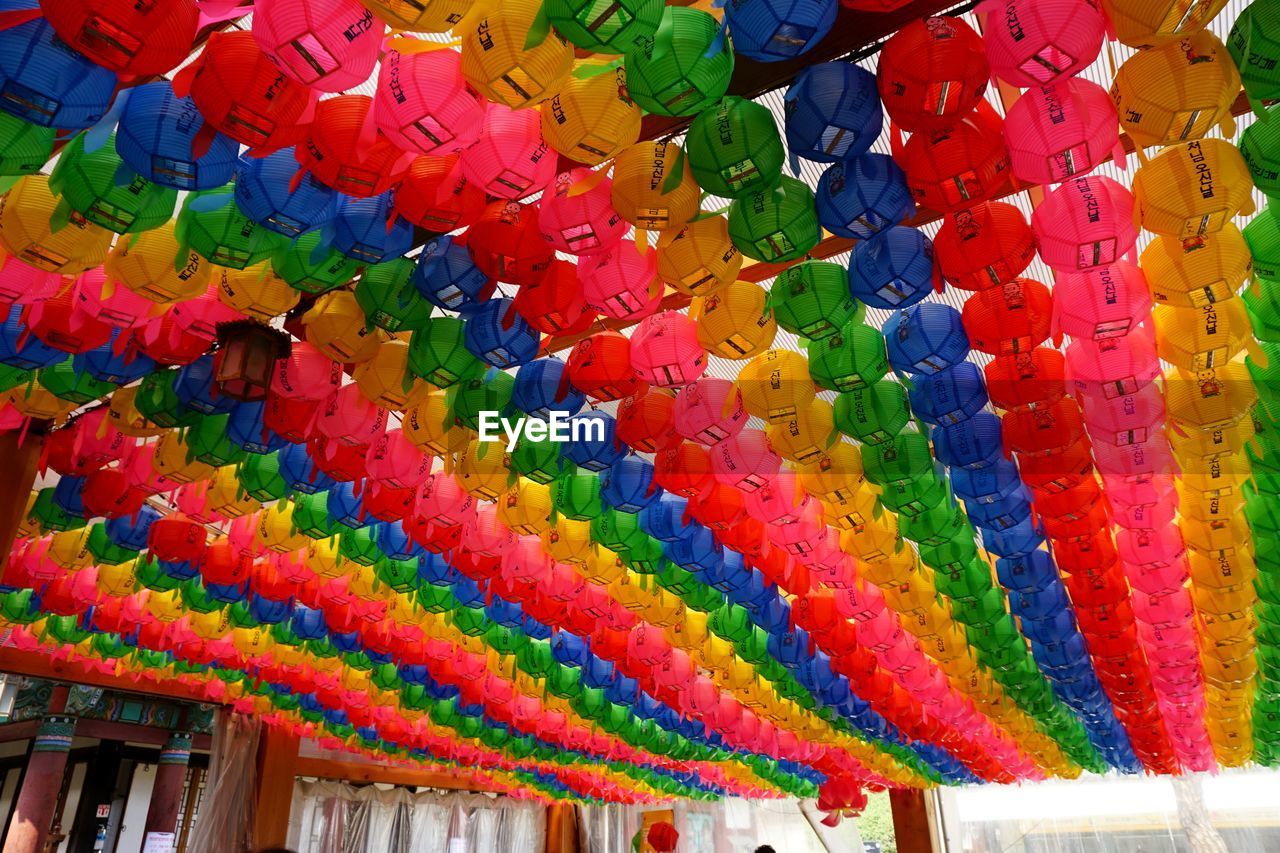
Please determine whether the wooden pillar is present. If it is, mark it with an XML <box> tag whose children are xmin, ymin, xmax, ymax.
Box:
<box><xmin>0</xmin><ymin>426</ymin><xmax>43</xmax><ymax>572</ymax></box>
<box><xmin>2</xmin><ymin>687</ymin><xmax>73</xmax><ymax>853</ymax></box>
<box><xmin>544</xmin><ymin>802</ymin><xmax>579</xmax><ymax>853</ymax></box>
<box><xmin>142</xmin><ymin>731</ymin><xmax>193</xmax><ymax>846</ymax></box>
<box><xmin>252</xmin><ymin>727</ymin><xmax>299</xmax><ymax>850</ymax></box>
<box><xmin>889</xmin><ymin>788</ymin><xmax>937</xmax><ymax>853</ymax></box>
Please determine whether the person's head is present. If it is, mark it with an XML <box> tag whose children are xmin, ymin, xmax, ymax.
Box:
<box><xmin>754</xmin><ymin>846</ymin><xmax>777</xmax><ymax>853</ymax></box>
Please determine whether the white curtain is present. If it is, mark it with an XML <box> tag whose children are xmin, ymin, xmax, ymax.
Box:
<box><xmin>577</xmin><ymin>798</ymin><xmax>836</xmax><ymax>853</ymax></box>
<box><xmin>287</xmin><ymin>779</ymin><xmax>546</xmax><ymax>853</ymax></box>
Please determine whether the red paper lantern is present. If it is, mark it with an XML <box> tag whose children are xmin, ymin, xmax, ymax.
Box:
<box><xmin>933</xmin><ymin>202</ymin><xmax>1035</xmax><ymax>291</ymax></box>
<box><xmin>147</xmin><ymin>514</ymin><xmax>207</xmax><ymax>562</ymax></box>
<box><xmin>393</xmin><ymin>156</ymin><xmax>487</xmax><ymax>233</ymax></box>
<box><xmin>81</xmin><ymin>469</ymin><xmax>146</xmax><ymax>520</ymax></box>
<box><xmin>466</xmin><ymin>201</ymin><xmax>555</xmax><ymax>286</ymax></box>
<box><xmin>961</xmin><ymin>279</ymin><xmax>1053</xmax><ymax>356</ymax></box>
<box><xmin>878</xmin><ymin>17</ymin><xmax>989</xmax><ymax>134</ymax></box>
<box><xmin>513</xmin><ymin>260</ymin><xmax>594</xmax><ymax>335</ymax></box>
<box><xmin>616</xmin><ymin>390</ymin><xmax>681</xmax><ymax>453</ymax></box>
<box><xmin>566</xmin><ymin>331</ymin><xmax>647</xmax><ymax>402</ymax></box>
<box><xmin>134</xmin><ymin>314</ymin><xmax>215</xmax><ymax>365</ymax></box>
<box><xmin>263</xmin><ymin>394</ymin><xmax>321</xmax><ymax>444</ymax></box>
<box><xmin>690</xmin><ymin>482</ymin><xmax>748</xmax><ymax>531</ymax></box>
<box><xmin>41</xmin><ymin>0</ymin><xmax>200</xmax><ymax>76</ymax></box>
<box><xmin>654</xmin><ymin>443</ymin><xmax>714</xmax><ymax>498</ymax></box>
<box><xmin>308</xmin><ymin>437</ymin><xmax>369</xmax><ymax>483</ymax></box>
<box><xmin>296</xmin><ymin>95</ymin><xmax>412</xmax><ymax>198</ymax></box>
<box><xmin>22</xmin><ymin>288</ymin><xmax>113</xmax><ymax>354</ymax></box>
<box><xmin>898</xmin><ymin>103</ymin><xmax>1011</xmax><ymax>213</ymax></box>
<box><xmin>984</xmin><ymin>349</ymin><xmax>1066</xmax><ymax>411</ymax></box>
<box><xmin>1003</xmin><ymin>398</ymin><xmax>1087</xmax><ymax>457</ymax></box>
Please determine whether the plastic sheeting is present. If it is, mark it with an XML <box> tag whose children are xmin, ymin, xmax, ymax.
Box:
<box><xmin>286</xmin><ymin>779</ymin><xmax>545</xmax><ymax>853</ymax></box>
<box><xmin>186</xmin><ymin>711</ymin><xmax>261</xmax><ymax>853</ymax></box>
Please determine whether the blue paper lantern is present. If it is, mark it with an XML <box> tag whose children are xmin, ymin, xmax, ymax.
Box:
<box><xmin>996</xmin><ymin>550</ymin><xmax>1061</xmax><ymax>594</ymax></box>
<box><xmin>561</xmin><ymin>411</ymin><xmax>624</xmax><ymax>472</ymax></box>
<box><xmin>326</xmin><ymin>479</ymin><xmax>367</xmax><ymax>529</ymax></box>
<box><xmin>375</xmin><ymin>520</ymin><xmax>421</xmax><ymax>561</ymax></box>
<box><xmin>74</xmin><ymin>332</ymin><xmax>155</xmax><ymax>384</ymax></box>
<box><xmin>0</xmin><ymin>304</ymin><xmax>67</xmax><ymax>370</ymax></box>
<box><xmin>951</xmin><ymin>458</ymin><xmax>1023</xmax><ymax>504</ymax></box>
<box><xmin>600</xmin><ymin>454</ymin><xmax>662</xmax><ymax>512</ymax></box>
<box><xmin>278</xmin><ymin>443</ymin><xmax>335</xmax><ymax>495</ymax></box>
<box><xmin>330</xmin><ymin>192</ymin><xmax>415</xmax><ymax>264</ymax></box>
<box><xmin>115</xmin><ymin>82</ymin><xmax>239</xmax><ymax>190</ymax></box>
<box><xmin>105</xmin><ymin>504</ymin><xmax>159</xmax><ymax>550</ymax></box>
<box><xmin>663</xmin><ymin>525</ymin><xmax>723</xmax><ymax>573</ymax></box>
<box><xmin>724</xmin><ymin>0</ymin><xmax>838</xmax><ymax>62</ymax></box>
<box><xmin>907</xmin><ymin>362</ymin><xmax>987</xmax><ymax>426</ymax></box>
<box><xmin>883</xmin><ymin>302</ymin><xmax>969</xmax><ymax>375</ymax></box>
<box><xmin>156</xmin><ymin>558</ymin><xmax>198</xmax><ymax>582</ymax></box>
<box><xmin>551</xmin><ymin>631</ymin><xmax>591</xmax><ymax>667</ymax></box>
<box><xmin>511</xmin><ymin>357</ymin><xmax>585</xmax><ymax>420</ymax></box>
<box><xmin>291</xmin><ymin>605</ymin><xmax>329</xmax><ymax>640</ymax></box>
<box><xmin>52</xmin><ymin>475</ymin><xmax>86</xmax><ymax>518</ymax></box>
<box><xmin>815</xmin><ymin>155</ymin><xmax>913</xmax><ymax>242</ymax></box>
<box><xmin>418</xmin><ymin>551</ymin><xmax>453</xmax><ymax>587</ymax></box>
<box><xmin>174</xmin><ymin>354</ymin><xmax>236</xmax><ymax>415</ymax></box>
<box><xmin>463</xmin><ymin>298</ymin><xmax>541</xmax><ymax>369</ymax></box>
<box><xmin>205</xmin><ymin>581</ymin><xmax>248</xmax><ymax>604</ymax></box>
<box><xmin>233</xmin><ymin>148</ymin><xmax>337</xmax><ymax>238</ymax></box>
<box><xmin>0</xmin><ymin>15</ymin><xmax>117</xmax><ymax>129</ymax></box>
<box><xmin>850</xmin><ymin>226</ymin><xmax>937</xmax><ymax>311</ymax></box>
<box><xmin>226</xmin><ymin>401</ymin><xmax>289</xmax><ymax>455</ymax></box>
<box><xmin>932</xmin><ymin>413</ymin><xmax>1004</xmax><ymax>470</ymax></box>
<box><xmin>784</xmin><ymin>61</ymin><xmax>882</xmax><ymax>162</ymax></box>
<box><xmin>980</xmin><ymin>515</ymin><xmax>1045</xmax><ymax>559</ymax></box>
<box><xmin>639</xmin><ymin>494</ymin><xmax>694</xmax><ymax>542</ymax></box>
<box><xmin>412</xmin><ymin>235</ymin><xmax>494</xmax><ymax>312</ymax></box>
<box><xmin>965</xmin><ymin>487</ymin><xmax>1032</xmax><ymax>530</ymax></box>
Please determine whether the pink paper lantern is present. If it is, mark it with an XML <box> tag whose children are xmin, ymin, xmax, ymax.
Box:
<box><xmin>252</xmin><ymin>0</ymin><xmax>383</xmax><ymax>93</ymax></box>
<box><xmin>74</xmin><ymin>268</ymin><xmax>163</xmax><ymax>329</ymax></box>
<box><xmin>1116</xmin><ymin>526</ymin><xmax>1186</xmax><ymax>569</ymax></box>
<box><xmin>673</xmin><ymin>377</ymin><xmax>748</xmax><ymax>445</ymax></box>
<box><xmin>743</xmin><ymin>472</ymin><xmax>811</xmax><ymax>525</ymax></box>
<box><xmin>315</xmin><ymin>384</ymin><xmax>389</xmax><ymax>446</ymax></box>
<box><xmin>1004</xmin><ymin>79</ymin><xmax>1123</xmax><ymax>185</ymax></box>
<box><xmin>579</xmin><ymin>242</ymin><xmax>661</xmax><ymax>321</ymax></box>
<box><xmin>272</xmin><ymin>341</ymin><xmax>342</xmax><ymax>402</ymax></box>
<box><xmin>365</xmin><ymin>429</ymin><xmax>432</xmax><ymax>490</ymax></box>
<box><xmin>710</xmin><ymin>429</ymin><xmax>780</xmax><ymax>492</ymax></box>
<box><xmin>170</xmin><ymin>284</ymin><xmax>246</xmax><ymax>339</ymax></box>
<box><xmin>417</xmin><ymin>472</ymin><xmax>478</xmax><ymax>528</ymax></box>
<box><xmin>982</xmin><ymin>0</ymin><xmax>1106</xmax><ymax>88</ymax></box>
<box><xmin>0</xmin><ymin>256</ymin><xmax>63</xmax><ymax>305</ymax></box>
<box><xmin>1079</xmin><ymin>384</ymin><xmax>1166</xmax><ymax>447</ymax></box>
<box><xmin>630</xmin><ymin>310</ymin><xmax>707</xmax><ymax>388</ymax></box>
<box><xmin>1065</xmin><ymin>328</ymin><xmax>1160</xmax><ymax>400</ymax></box>
<box><xmin>1052</xmin><ymin>261</ymin><xmax>1151</xmax><ymax>342</ymax></box>
<box><xmin>538</xmin><ymin>170</ymin><xmax>627</xmax><ymax>256</ymax></box>
<box><xmin>1032</xmin><ymin>175</ymin><xmax>1137</xmax><ymax>273</ymax></box>
<box><xmin>459</xmin><ymin>105</ymin><xmax>558</xmax><ymax>200</ymax></box>
<box><xmin>1093</xmin><ymin>438</ymin><xmax>1175</xmax><ymax>481</ymax></box>
<box><xmin>374</xmin><ymin>47</ymin><xmax>485</xmax><ymax>156</ymax></box>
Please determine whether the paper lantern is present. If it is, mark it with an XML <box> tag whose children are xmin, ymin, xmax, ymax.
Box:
<box><xmin>0</xmin><ymin>175</ymin><xmax>113</xmax><ymax>275</ymax></box>
<box><xmin>1229</xmin><ymin>1</ymin><xmax>1280</xmax><ymax>113</ymax></box>
<box><xmin>1004</xmin><ymin>79</ymin><xmax>1123</xmax><ymax>185</ymax></box>
<box><xmin>1153</xmin><ymin>300</ymin><xmax>1256</xmax><ymax>370</ymax></box>
<box><xmin>624</xmin><ymin>7</ymin><xmax>733</xmax><ymax>117</ymax></box>
<box><xmin>710</xmin><ymin>430</ymin><xmax>780</xmax><ymax>492</ymax></box>
<box><xmin>877</xmin><ymin>17</ymin><xmax>988</xmax><ymax>134</ymax></box>
<box><xmin>655</xmin><ymin>216</ymin><xmax>742</xmax><ymax>297</ymax></box>
<box><xmin>38</xmin><ymin>358</ymin><xmax>113</xmax><ymax>404</ymax></box>
<box><xmin>171</xmin><ymin>31</ymin><xmax>316</xmax><ymax>153</ymax></box>
<box><xmin>884</xmin><ymin>303</ymin><xmax>969</xmax><ymax>375</ymax></box>
<box><xmin>0</xmin><ymin>16</ymin><xmax>118</xmax><ymax>130</ymax></box>
<box><xmin>216</xmin><ymin>264</ymin><xmax>301</xmax><ymax>322</ymax></box>
<box><xmin>673</xmin><ymin>377</ymin><xmax>747</xmax><ymax>445</ymax></box>
<box><xmin>727</xmin><ymin>177</ymin><xmax>821</xmax><ymax>263</ymax></box>
<box><xmin>580</xmin><ymin>242</ymin><xmax>661</xmax><ymax>321</ymax></box>
<box><xmin>114</xmin><ymin>82</ymin><xmax>239</xmax><ymax>192</ymax></box>
<box><xmin>630</xmin><ymin>311</ymin><xmax>706</xmax><ymax>388</ymax></box>
<box><xmin>353</xmin><ymin>258</ymin><xmax>430</xmax><ymax>334</ymax></box>
<box><xmin>962</xmin><ymin>279</ymin><xmax>1053</xmax><ymax>356</ymax></box>
<box><xmin>270</xmin><ymin>233</ymin><xmax>360</xmax><ymax>296</ymax></box>
<box><xmin>511</xmin><ymin>259</ymin><xmax>591</xmax><ymax>335</ymax></box>
<box><xmin>412</xmin><ymin>236</ymin><xmax>493</xmax><ymax>315</ymax></box>
<box><xmin>545</xmin><ymin>0</ymin><xmax>662</xmax><ymax>53</ymax></box>
<box><xmin>808</xmin><ymin>322</ymin><xmax>888</xmax><ymax>392</ymax></box>
<box><xmin>909</xmin><ymin>362</ymin><xmax>987</xmax><ymax>426</ymax></box>
<box><xmin>21</xmin><ymin>286</ymin><xmax>113</xmax><ymax>355</ymax></box>
<box><xmin>371</xmin><ymin>48</ymin><xmax>483</xmax><ymax>159</ymax></box>
<box><xmin>767</xmin><ymin>261</ymin><xmax>861</xmax><ymax>341</ymax></box>
<box><xmin>460</xmin><ymin>105</ymin><xmax>558</xmax><ymax>200</ymax></box>
<box><xmin>303</xmin><ymin>291</ymin><xmax>387</xmax><ymax>364</ymax></box>
<box><xmin>693</xmin><ymin>279</ymin><xmax>777</xmax><ymax>360</ymax></box>
<box><xmin>1032</xmin><ymin>176</ymin><xmax>1137</xmax><ymax>273</ymax></box>
<box><xmin>723</xmin><ymin>0</ymin><xmax>837</xmax><ymax>62</ymax></box>
<box><xmin>848</xmin><ymin>227</ymin><xmax>936</xmax><ymax>311</ymax></box>
<box><xmin>1111</xmin><ymin>31</ymin><xmax>1240</xmax><ymax>149</ymax></box>
<box><xmin>512</xmin><ymin>357</ymin><xmax>585</xmax><ymax>420</ymax></box>
<box><xmin>1065</xmin><ymin>330</ymin><xmax>1161</xmax><ymax>399</ymax></box>
<box><xmin>1053</xmin><ymin>262</ymin><xmax>1152</xmax><ymax>340</ymax></box>
<box><xmin>0</xmin><ymin>256</ymin><xmax>60</xmax><ymax>309</ymax></box>
<box><xmin>685</xmin><ymin>96</ymin><xmax>784</xmax><ymax>199</ymax></box>
<box><xmin>541</xmin><ymin>66</ymin><xmax>641</xmax><ymax>165</ymax></box>
<box><xmin>537</xmin><ymin>170</ymin><xmax>627</xmax><ymax>258</ymax></box>
<box><xmin>47</xmin><ymin>133</ymin><xmax>176</xmax><ymax>235</ymax></box>
<box><xmin>611</xmin><ymin>141</ymin><xmax>701</xmax><ymax>232</ymax></box>
<box><xmin>834</xmin><ymin>380</ymin><xmax>911</xmax><ymax>444</ymax></box>
<box><xmin>567</xmin><ymin>331</ymin><xmax>647</xmax><ymax>401</ymax></box>
<box><xmin>784</xmin><ymin>61</ymin><xmax>882</xmax><ymax>163</ymax></box>
<box><xmin>352</xmin><ymin>339</ymin><xmax>428</xmax><ymax>412</ymax></box>
<box><xmin>983</xmin><ymin>0</ymin><xmax>1105</xmax><ymax>87</ymax></box>
<box><xmin>330</xmin><ymin>193</ymin><xmax>415</xmax><ymax>265</ymax></box>
<box><xmin>815</xmin><ymin>154</ymin><xmax>914</xmax><ymax>241</ymax></box>
<box><xmin>1102</xmin><ymin>0</ymin><xmax>1229</xmax><ymax>49</ymax></box>
<box><xmin>460</xmin><ymin>0</ymin><xmax>573</xmax><ymax>110</ymax></box>
<box><xmin>616</xmin><ymin>389</ymin><xmax>680</xmax><ymax>453</ymax></box>
<box><xmin>405</xmin><ymin>391</ymin><xmax>473</xmax><ymax>457</ymax></box>
<box><xmin>0</xmin><ymin>112</ymin><xmax>53</xmax><ymax>178</ymax></box>
<box><xmin>177</xmin><ymin>191</ymin><xmax>287</xmax><ymax>271</ymax></box>
<box><xmin>296</xmin><ymin>95</ymin><xmax>410</xmax><ymax>198</ymax></box>
<box><xmin>40</xmin><ymin>0</ymin><xmax>199</xmax><ymax>76</ymax></box>
<box><xmin>738</xmin><ymin>349</ymin><xmax>817</xmax><ymax>427</ymax></box>
<box><xmin>899</xmin><ymin>104</ymin><xmax>1011</xmax><ymax>214</ymax></box>
<box><xmin>933</xmin><ymin>202</ymin><xmax>1036</xmax><ymax>294</ymax></box>
<box><xmin>408</xmin><ymin>316</ymin><xmax>484</xmax><ymax>388</ymax></box>
<box><xmin>251</xmin><ymin>0</ymin><xmax>381</xmax><ymax>93</ymax></box>
<box><xmin>73</xmin><ymin>268</ymin><xmax>161</xmax><ymax>330</ymax></box>
<box><xmin>463</xmin><ymin>298</ymin><xmax>541</xmax><ymax>368</ymax></box>
<box><xmin>232</xmin><ymin>149</ymin><xmax>337</xmax><ymax>240</ymax></box>
<box><xmin>467</xmin><ymin>201</ymin><xmax>555</xmax><ymax>286</ymax></box>
<box><xmin>1134</xmin><ymin>140</ymin><xmax>1254</xmax><ymax>239</ymax></box>
<box><xmin>393</xmin><ymin>157</ymin><xmax>486</xmax><ymax>236</ymax></box>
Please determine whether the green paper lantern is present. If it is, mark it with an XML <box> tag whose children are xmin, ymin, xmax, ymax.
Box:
<box><xmin>0</xmin><ymin>590</ymin><xmax>38</xmax><ymax>624</ymax></box>
<box><xmin>517</xmin><ymin>639</ymin><xmax>556</xmax><ymax>677</ymax></box>
<box><xmin>271</xmin><ymin>231</ymin><xmax>361</xmax><ymax>294</ymax></box>
<box><xmin>37</xmin><ymin>360</ymin><xmax>114</xmax><ymax>404</ymax></box>
<box><xmin>1246</xmin><ymin>277</ymin><xmax>1280</xmax><ymax>343</ymax></box>
<box><xmin>135</xmin><ymin>555</ymin><xmax>182</xmax><ymax>592</ymax></box>
<box><xmin>552</xmin><ymin>472</ymin><xmax>604</xmax><ymax>520</ymax></box>
<box><xmin>448</xmin><ymin>371</ymin><xmax>515</xmax><ymax>430</ymax></box>
<box><xmin>808</xmin><ymin>322</ymin><xmax>890</xmax><ymax>392</ymax></box>
<box><xmin>29</xmin><ymin>488</ymin><xmax>85</xmax><ymax>532</ymax></box>
<box><xmin>877</xmin><ymin>474</ymin><xmax>948</xmax><ymax>520</ymax></box>
<box><xmin>0</xmin><ymin>364</ymin><xmax>32</xmax><ymax>394</ymax></box>
<box><xmin>680</xmin><ymin>582</ymin><xmax>725</xmax><ymax>613</ymax></box>
<box><xmin>511</xmin><ymin>436</ymin><xmax>574</xmax><ymax>484</ymax></box>
<box><xmin>1241</xmin><ymin>105</ymin><xmax>1280</xmax><ymax>200</ymax></box>
<box><xmin>177</xmin><ymin>190</ymin><xmax>286</xmax><ymax>270</ymax></box>
<box><xmin>355</xmin><ymin>258</ymin><xmax>433</xmax><ymax>333</ymax></box>
<box><xmin>187</xmin><ymin>413</ymin><xmax>249</xmax><ymax>467</ymax></box>
<box><xmin>92</xmin><ymin>633</ymin><xmax>130</xmax><ymax>659</ymax></box>
<box><xmin>238</xmin><ymin>452</ymin><xmax>288</xmax><ymax>502</ymax></box>
<box><xmin>88</xmin><ymin>522</ymin><xmax>138</xmax><ymax>565</ymax></box>
<box><xmin>408</xmin><ymin>316</ymin><xmax>484</xmax><ymax>388</ymax></box>
<box><xmin>709</xmin><ymin>603</ymin><xmax>756</xmax><ymax>643</ymax></box>
<box><xmin>375</xmin><ymin>555</ymin><xmax>419</xmax><ymax>594</ymax></box>
<box><xmin>181</xmin><ymin>579</ymin><xmax>226</xmax><ymax>614</ymax></box>
<box><xmin>624</xmin><ymin>7</ymin><xmax>733</xmax><ymax>118</ymax></box>
<box><xmin>932</xmin><ymin>558</ymin><xmax>993</xmax><ymax>603</ymax></box>
<box><xmin>547</xmin><ymin>0</ymin><xmax>664</xmax><ymax>53</ymax></box>
<box><xmin>416</xmin><ymin>584</ymin><xmax>457</xmax><ymax>614</ymax></box>
<box><xmin>769</xmin><ymin>261</ymin><xmax>863</xmax><ymax>341</ymax></box>
<box><xmin>861</xmin><ymin>430</ymin><xmax>935</xmax><ymax>487</ymax></box>
<box><xmin>727</xmin><ymin>176</ymin><xmax>820</xmax><ymax>263</ymax></box>
<box><xmin>452</xmin><ymin>606</ymin><xmax>488</xmax><ymax>636</ymax></box>
<box><xmin>343</xmin><ymin>650</ymin><xmax>376</xmax><ymax>671</ymax></box>
<box><xmin>306</xmin><ymin>636</ymin><xmax>340</xmax><ymax>658</ymax></box>
<box><xmin>1245</xmin><ymin>202</ymin><xmax>1280</xmax><ymax>281</ymax></box>
<box><xmin>292</xmin><ymin>491</ymin><xmax>340</xmax><ymax>539</ymax></box>
<box><xmin>0</xmin><ymin>112</ymin><xmax>54</xmax><ymax>178</ymax></box>
<box><xmin>918</xmin><ymin>537</ymin><xmax>981</xmax><ymax>573</ymax></box>
<box><xmin>338</xmin><ymin>526</ymin><xmax>380</xmax><ymax>566</ymax></box>
<box><xmin>1229</xmin><ymin>1</ymin><xmax>1280</xmax><ymax>112</ymax></box>
<box><xmin>135</xmin><ymin>371</ymin><xmax>200</xmax><ymax>429</ymax></box>
<box><xmin>545</xmin><ymin>663</ymin><xmax>584</xmax><ymax>698</ymax></box>
<box><xmin>686</xmin><ymin>96</ymin><xmax>785</xmax><ymax>199</ymax></box>
<box><xmin>620</xmin><ymin>537</ymin><xmax>665</xmax><ymax>573</ymax></box>
<box><xmin>833</xmin><ymin>380</ymin><xmax>911</xmax><ymax>445</ymax></box>
<box><xmin>49</xmin><ymin>134</ymin><xmax>176</xmax><ymax>234</ymax></box>
<box><xmin>590</xmin><ymin>508</ymin><xmax>650</xmax><ymax>553</ymax></box>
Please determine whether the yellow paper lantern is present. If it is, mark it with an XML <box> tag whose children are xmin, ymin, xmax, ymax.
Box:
<box><xmin>839</xmin><ymin>516</ymin><xmax>900</xmax><ymax>563</ymax></box>
<box><xmin>542</xmin><ymin>517</ymin><xmax>592</xmax><ymax>564</ymax></box>
<box><xmin>797</xmin><ymin>440</ymin><xmax>867</xmax><ymax>502</ymax></box>
<box><xmin>1133</xmin><ymin>140</ymin><xmax>1255</xmax><ymax>239</ymax></box>
<box><xmin>49</xmin><ymin>528</ymin><xmax>93</xmax><ymax>570</ymax></box>
<box><xmin>455</xmin><ymin>439</ymin><xmax>510</xmax><ymax>501</ymax></box>
<box><xmin>0</xmin><ymin>175</ymin><xmax>112</xmax><ymax>274</ymax></box>
<box><xmin>208</xmin><ymin>467</ymin><xmax>261</xmax><ymax>519</ymax></box>
<box><xmin>216</xmin><ymin>262</ymin><xmax>301</xmax><ymax>321</ymax></box>
<box><xmin>820</xmin><ymin>487</ymin><xmax>880</xmax><ymax>531</ymax></box>
<box><xmin>306</xmin><ymin>539</ymin><xmax>347</xmax><ymax>579</ymax></box>
<box><xmin>1168</xmin><ymin>410</ymin><xmax>1254</xmax><ymax>460</ymax></box>
<box><xmin>303</xmin><ymin>290</ymin><xmax>388</xmax><ymax>364</ymax></box>
<box><xmin>1153</xmin><ymin>301</ymin><xmax>1261</xmax><ymax>371</ymax></box>
<box><xmin>737</xmin><ymin>349</ymin><xmax>816</xmax><ymax>424</ymax></box>
<box><xmin>1139</xmin><ymin>224</ymin><xmax>1252</xmax><ymax>308</ymax></box>
<box><xmin>542</xmin><ymin>66</ymin><xmax>642</xmax><ymax>165</ymax></box>
<box><xmin>1188</xmin><ymin>549</ymin><xmax>1257</xmax><ymax>590</ymax></box>
<box><xmin>1111</xmin><ymin>31</ymin><xmax>1241</xmax><ymax>149</ymax></box>
<box><xmin>2</xmin><ymin>386</ymin><xmax>78</xmax><ymax>422</ymax></box>
<box><xmin>1101</xmin><ymin>0</ymin><xmax>1229</xmax><ymax>48</ymax></box>
<box><xmin>106</xmin><ymin>222</ymin><xmax>210</xmax><ymax>305</ymax></box>
<box><xmin>366</xmin><ymin>0</ymin><xmax>471</xmax><ymax>31</ymax></box>
<box><xmin>353</xmin><ymin>338</ymin><xmax>430</xmax><ymax>412</ymax></box>
<box><xmin>1165</xmin><ymin>362</ymin><xmax>1259</xmax><ymax>432</ymax></box>
<box><xmin>189</xmin><ymin>609</ymin><xmax>231</xmax><ymax>640</ymax></box>
<box><xmin>766</xmin><ymin>400</ymin><xmax>835</xmax><ymax>465</ymax></box>
<box><xmin>1178</xmin><ymin>480</ymin><xmax>1245</xmax><ymax>522</ymax></box>
<box><xmin>107</xmin><ymin>386</ymin><xmax>166</xmax><ymax>437</ymax></box>
<box><xmin>460</xmin><ymin>0</ymin><xmax>573</xmax><ymax>110</ymax></box>
<box><xmin>404</xmin><ymin>390</ymin><xmax>475</xmax><ymax>456</ymax></box>
<box><xmin>692</xmin><ymin>279</ymin><xmax>777</xmax><ymax>360</ymax></box>
<box><xmin>146</xmin><ymin>588</ymin><xmax>185</xmax><ymax>622</ymax></box>
<box><xmin>656</xmin><ymin>214</ymin><xmax>742</xmax><ymax>297</ymax></box>
<box><xmin>611</xmin><ymin>141</ymin><xmax>701</xmax><ymax>231</ymax></box>
<box><xmin>153</xmin><ymin>433</ymin><xmax>216</xmax><ymax>484</ymax></box>
<box><xmin>857</xmin><ymin>549</ymin><xmax>917</xmax><ymax>589</ymax></box>
<box><xmin>496</xmin><ymin>478</ymin><xmax>553</xmax><ymax>536</ymax></box>
<box><xmin>581</xmin><ymin>543</ymin><xmax>627</xmax><ymax>584</ymax></box>
<box><xmin>230</xmin><ymin>626</ymin><xmax>274</xmax><ymax>657</ymax></box>
<box><xmin>255</xmin><ymin>502</ymin><xmax>309</xmax><ymax>553</ymax></box>
<box><xmin>97</xmin><ymin>561</ymin><xmax>138</xmax><ymax>597</ymax></box>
